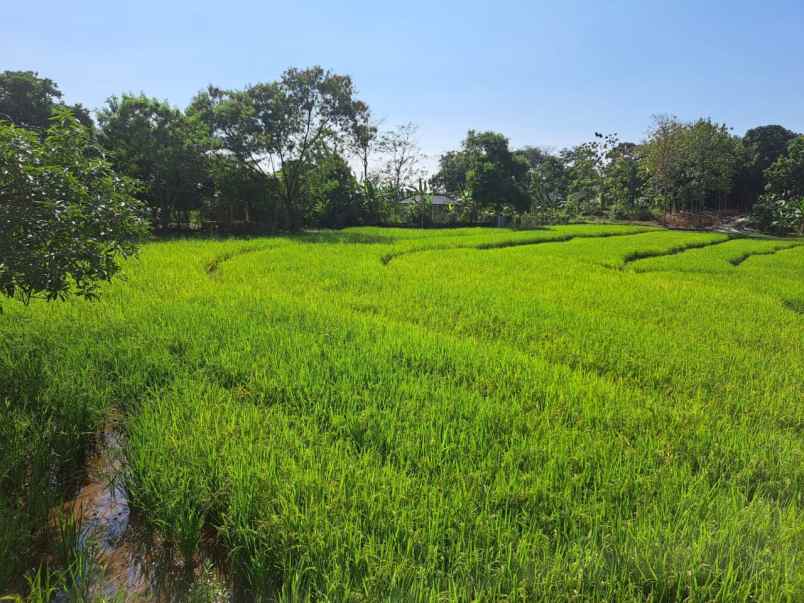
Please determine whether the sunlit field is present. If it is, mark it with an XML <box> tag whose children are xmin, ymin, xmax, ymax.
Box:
<box><xmin>2</xmin><ymin>224</ymin><xmax>802</xmax><ymax>600</ymax></box>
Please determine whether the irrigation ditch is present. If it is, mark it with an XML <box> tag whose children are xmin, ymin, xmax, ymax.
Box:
<box><xmin>54</xmin><ymin>418</ymin><xmax>238</xmax><ymax>601</ymax></box>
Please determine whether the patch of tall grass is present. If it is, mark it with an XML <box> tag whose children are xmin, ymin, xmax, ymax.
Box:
<box><xmin>1</xmin><ymin>225</ymin><xmax>802</xmax><ymax>600</ymax></box>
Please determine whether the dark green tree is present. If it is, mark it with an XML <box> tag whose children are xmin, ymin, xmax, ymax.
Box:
<box><xmin>516</xmin><ymin>145</ymin><xmax>550</xmax><ymax>170</ymax></box>
<box><xmin>465</xmin><ymin>131</ymin><xmax>530</xmax><ymax>213</ymax></box>
<box><xmin>432</xmin><ymin>149</ymin><xmax>470</xmax><ymax>197</ymax></box>
<box><xmin>765</xmin><ymin>136</ymin><xmax>804</xmax><ymax>198</ymax></box>
<box><xmin>433</xmin><ymin>131</ymin><xmax>529</xmax><ymax>220</ymax></box>
<box><xmin>205</xmin><ymin>154</ymin><xmax>279</xmax><ymax>230</ymax></box>
<box><xmin>561</xmin><ymin>141</ymin><xmax>603</xmax><ymax>214</ymax></box>
<box><xmin>528</xmin><ymin>154</ymin><xmax>568</xmax><ymax>218</ymax></box>
<box><xmin>751</xmin><ymin>136</ymin><xmax>804</xmax><ymax>234</ymax></box>
<box><xmin>602</xmin><ymin>142</ymin><xmax>646</xmax><ymax>217</ymax></box>
<box><xmin>307</xmin><ymin>153</ymin><xmax>367</xmax><ymax>228</ymax></box>
<box><xmin>642</xmin><ymin>116</ymin><xmax>741</xmax><ymax>214</ymax></box>
<box><xmin>97</xmin><ymin>94</ymin><xmax>209</xmax><ymax>228</ymax></box>
<box><xmin>0</xmin><ymin>70</ymin><xmax>92</xmax><ymax>130</ymax></box>
<box><xmin>0</xmin><ymin>109</ymin><xmax>147</xmax><ymax>304</ymax></box>
<box><xmin>739</xmin><ymin>125</ymin><xmax>799</xmax><ymax>207</ymax></box>
<box><xmin>189</xmin><ymin>67</ymin><xmax>362</xmax><ymax>230</ymax></box>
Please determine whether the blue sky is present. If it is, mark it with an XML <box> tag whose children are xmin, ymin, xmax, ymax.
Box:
<box><xmin>4</xmin><ymin>1</ymin><xmax>803</xmax><ymax>170</ymax></box>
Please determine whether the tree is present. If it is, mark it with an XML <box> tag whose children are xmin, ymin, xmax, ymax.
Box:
<box><xmin>98</xmin><ymin>94</ymin><xmax>210</xmax><ymax>229</ymax></box>
<box><xmin>602</xmin><ymin>142</ymin><xmax>646</xmax><ymax>216</ymax></box>
<box><xmin>465</xmin><ymin>130</ymin><xmax>530</xmax><ymax>214</ymax></box>
<box><xmin>763</xmin><ymin>136</ymin><xmax>804</xmax><ymax>199</ymax></box>
<box><xmin>560</xmin><ymin>142</ymin><xmax>603</xmax><ymax>214</ymax></box>
<box><xmin>0</xmin><ymin>70</ymin><xmax>92</xmax><ymax>131</ymax></box>
<box><xmin>189</xmin><ymin>67</ymin><xmax>362</xmax><ymax>230</ymax></box>
<box><xmin>0</xmin><ymin>109</ymin><xmax>147</xmax><ymax>304</ymax></box>
<box><xmin>641</xmin><ymin>116</ymin><xmax>741</xmax><ymax>214</ymax></box>
<box><xmin>516</xmin><ymin>145</ymin><xmax>551</xmax><ymax>170</ymax></box>
<box><xmin>205</xmin><ymin>154</ymin><xmax>278</xmax><ymax>230</ymax></box>
<box><xmin>432</xmin><ymin>149</ymin><xmax>470</xmax><ymax>198</ymax></box>
<box><xmin>307</xmin><ymin>153</ymin><xmax>367</xmax><ymax>228</ymax></box>
<box><xmin>739</xmin><ymin>125</ymin><xmax>799</xmax><ymax>207</ymax></box>
<box><xmin>557</xmin><ymin>132</ymin><xmax>631</xmax><ymax>215</ymax></box>
<box><xmin>378</xmin><ymin>123</ymin><xmax>425</xmax><ymax>200</ymax></box>
<box><xmin>528</xmin><ymin>154</ymin><xmax>568</xmax><ymax>218</ymax></box>
<box><xmin>348</xmin><ymin>101</ymin><xmax>381</xmax><ymax>183</ymax></box>
<box><xmin>752</xmin><ymin>136</ymin><xmax>804</xmax><ymax>234</ymax></box>
<box><xmin>432</xmin><ymin>130</ymin><xmax>529</xmax><ymax>220</ymax></box>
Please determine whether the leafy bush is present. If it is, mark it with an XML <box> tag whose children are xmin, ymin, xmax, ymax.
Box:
<box><xmin>0</xmin><ymin>109</ymin><xmax>148</xmax><ymax>304</ymax></box>
<box><xmin>751</xmin><ymin>193</ymin><xmax>804</xmax><ymax>234</ymax></box>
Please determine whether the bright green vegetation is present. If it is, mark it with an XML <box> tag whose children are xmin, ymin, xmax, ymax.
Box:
<box><xmin>631</xmin><ymin>237</ymin><xmax>802</xmax><ymax>272</ymax></box>
<box><xmin>2</xmin><ymin>225</ymin><xmax>802</xmax><ymax>600</ymax></box>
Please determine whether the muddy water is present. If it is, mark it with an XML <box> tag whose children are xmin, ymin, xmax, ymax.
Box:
<box><xmin>61</xmin><ymin>429</ymin><xmax>152</xmax><ymax>600</ymax></box>
<box><xmin>60</xmin><ymin>426</ymin><xmax>234</xmax><ymax>601</ymax></box>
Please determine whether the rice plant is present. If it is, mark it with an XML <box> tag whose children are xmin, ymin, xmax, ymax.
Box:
<box><xmin>1</xmin><ymin>225</ymin><xmax>802</xmax><ymax>601</ymax></box>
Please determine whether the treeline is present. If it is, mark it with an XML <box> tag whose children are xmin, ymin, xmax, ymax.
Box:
<box><xmin>432</xmin><ymin>121</ymin><xmax>803</xmax><ymax>233</ymax></box>
<box><xmin>1</xmin><ymin>68</ymin><xmax>427</xmax><ymax>233</ymax></box>
<box><xmin>2</xmin><ymin>68</ymin><xmax>803</xmax><ymax>234</ymax></box>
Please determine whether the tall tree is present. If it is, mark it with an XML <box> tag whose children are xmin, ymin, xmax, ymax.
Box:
<box><xmin>560</xmin><ymin>142</ymin><xmax>603</xmax><ymax>213</ymax></box>
<box><xmin>642</xmin><ymin>116</ymin><xmax>741</xmax><ymax>213</ymax></box>
<box><xmin>307</xmin><ymin>153</ymin><xmax>367</xmax><ymax>228</ymax></box>
<box><xmin>189</xmin><ymin>67</ymin><xmax>361</xmax><ymax>229</ymax></box>
<box><xmin>433</xmin><ymin>130</ymin><xmax>529</xmax><ymax>217</ymax></box>
<box><xmin>764</xmin><ymin>136</ymin><xmax>804</xmax><ymax>199</ymax></box>
<box><xmin>528</xmin><ymin>154</ymin><xmax>568</xmax><ymax>215</ymax></box>
<box><xmin>465</xmin><ymin>130</ymin><xmax>530</xmax><ymax>214</ymax></box>
<box><xmin>378</xmin><ymin>123</ymin><xmax>425</xmax><ymax>200</ymax></box>
<box><xmin>752</xmin><ymin>136</ymin><xmax>804</xmax><ymax>234</ymax></box>
<box><xmin>432</xmin><ymin>149</ymin><xmax>470</xmax><ymax>198</ymax></box>
<box><xmin>98</xmin><ymin>94</ymin><xmax>209</xmax><ymax>228</ymax></box>
<box><xmin>205</xmin><ymin>154</ymin><xmax>278</xmax><ymax>229</ymax></box>
<box><xmin>558</xmin><ymin>132</ymin><xmax>627</xmax><ymax>215</ymax></box>
<box><xmin>0</xmin><ymin>70</ymin><xmax>92</xmax><ymax>130</ymax></box>
<box><xmin>739</xmin><ymin>125</ymin><xmax>799</xmax><ymax>207</ymax></box>
<box><xmin>602</xmin><ymin>142</ymin><xmax>645</xmax><ymax>214</ymax></box>
<box><xmin>348</xmin><ymin>101</ymin><xmax>381</xmax><ymax>183</ymax></box>
<box><xmin>516</xmin><ymin>145</ymin><xmax>551</xmax><ymax>170</ymax></box>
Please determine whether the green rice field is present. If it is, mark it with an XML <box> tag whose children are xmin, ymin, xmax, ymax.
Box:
<box><xmin>2</xmin><ymin>224</ymin><xmax>803</xmax><ymax>600</ymax></box>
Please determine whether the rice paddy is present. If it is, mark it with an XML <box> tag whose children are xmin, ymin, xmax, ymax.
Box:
<box><xmin>1</xmin><ymin>224</ymin><xmax>802</xmax><ymax>601</ymax></box>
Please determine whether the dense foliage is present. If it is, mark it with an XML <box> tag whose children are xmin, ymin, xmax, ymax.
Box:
<box><xmin>0</xmin><ymin>109</ymin><xmax>147</xmax><ymax>304</ymax></box>
<box><xmin>7</xmin><ymin>69</ymin><xmax>796</xmax><ymax>234</ymax></box>
<box><xmin>751</xmin><ymin>136</ymin><xmax>804</xmax><ymax>234</ymax></box>
<box><xmin>97</xmin><ymin>94</ymin><xmax>209</xmax><ymax>229</ymax></box>
<box><xmin>0</xmin><ymin>70</ymin><xmax>92</xmax><ymax>131</ymax></box>
<box><xmin>641</xmin><ymin>117</ymin><xmax>741</xmax><ymax>214</ymax></box>
<box><xmin>430</xmin><ymin>119</ymin><xmax>801</xmax><ymax>232</ymax></box>
<box><xmin>432</xmin><ymin>130</ymin><xmax>530</xmax><ymax>218</ymax></box>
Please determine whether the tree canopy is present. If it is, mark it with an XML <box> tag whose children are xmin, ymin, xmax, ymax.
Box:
<box><xmin>742</xmin><ymin>125</ymin><xmax>799</xmax><ymax>201</ymax></box>
<box><xmin>642</xmin><ymin>116</ymin><xmax>741</xmax><ymax>213</ymax></box>
<box><xmin>432</xmin><ymin>130</ymin><xmax>530</xmax><ymax>214</ymax></box>
<box><xmin>0</xmin><ymin>70</ymin><xmax>92</xmax><ymax>131</ymax></box>
<box><xmin>3</xmin><ymin>66</ymin><xmax>802</xmax><ymax>237</ymax></box>
<box><xmin>188</xmin><ymin>67</ymin><xmax>361</xmax><ymax>230</ymax></box>
<box><xmin>0</xmin><ymin>110</ymin><xmax>147</xmax><ymax>304</ymax></box>
<box><xmin>98</xmin><ymin>94</ymin><xmax>210</xmax><ymax>228</ymax></box>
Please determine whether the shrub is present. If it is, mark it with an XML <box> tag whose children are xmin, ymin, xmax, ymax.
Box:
<box><xmin>750</xmin><ymin>193</ymin><xmax>804</xmax><ymax>234</ymax></box>
<box><xmin>0</xmin><ymin>109</ymin><xmax>147</xmax><ymax>304</ymax></box>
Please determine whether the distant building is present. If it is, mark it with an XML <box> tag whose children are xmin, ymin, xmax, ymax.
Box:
<box><xmin>398</xmin><ymin>194</ymin><xmax>460</xmax><ymax>206</ymax></box>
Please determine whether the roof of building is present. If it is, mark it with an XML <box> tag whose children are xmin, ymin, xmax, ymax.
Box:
<box><xmin>399</xmin><ymin>194</ymin><xmax>460</xmax><ymax>206</ymax></box>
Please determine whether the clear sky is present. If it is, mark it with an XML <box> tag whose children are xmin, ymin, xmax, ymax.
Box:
<box><xmin>5</xmin><ymin>1</ymin><xmax>803</xmax><ymax>171</ymax></box>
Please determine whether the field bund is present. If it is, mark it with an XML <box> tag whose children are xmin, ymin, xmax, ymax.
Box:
<box><xmin>2</xmin><ymin>224</ymin><xmax>802</xmax><ymax>600</ymax></box>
